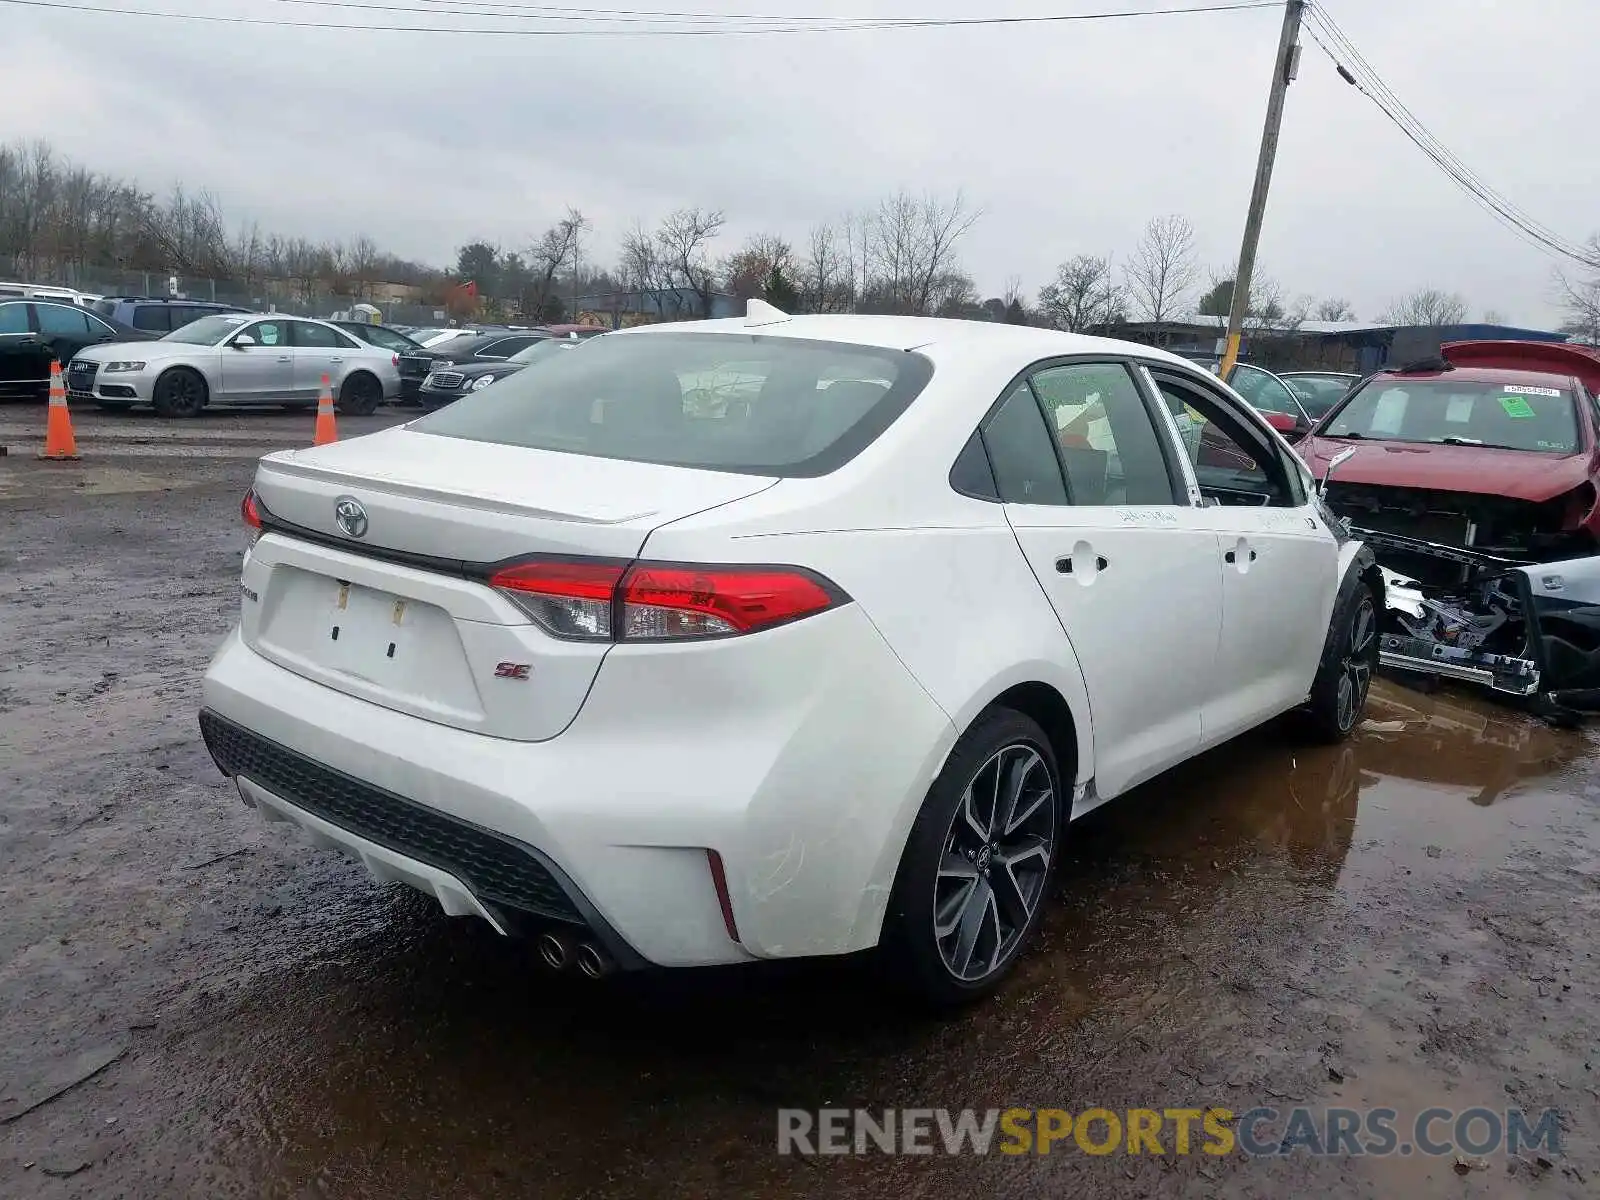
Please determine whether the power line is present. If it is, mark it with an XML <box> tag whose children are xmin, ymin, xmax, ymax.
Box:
<box><xmin>1</xmin><ymin>0</ymin><xmax>1283</xmax><ymax>37</ymax></box>
<box><xmin>1306</xmin><ymin>4</ymin><xmax>1580</xmax><ymax>254</ymax></box>
<box><xmin>1304</xmin><ymin>2</ymin><xmax>1599</xmax><ymax>269</ymax></box>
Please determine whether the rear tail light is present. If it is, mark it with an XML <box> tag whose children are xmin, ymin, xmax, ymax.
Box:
<box><xmin>241</xmin><ymin>487</ymin><xmax>263</xmax><ymax>550</ymax></box>
<box><xmin>392</xmin><ymin>353</ymin><xmax>400</xmax><ymax>367</ymax></box>
<box><xmin>489</xmin><ymin>559</ymin><xmax>626</xmax><ymax>640</ymax></box>
<box><xmin>487</xmin><ymin>557</ymin><xmax>846</xmax><ymax>642</ymax></box>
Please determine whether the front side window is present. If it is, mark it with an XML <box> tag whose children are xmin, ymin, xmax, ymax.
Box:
<box><xmin>163</xmin><ymin>314</ymin><xmax>250</xmax><ymax>345</ymax></box>
<box><xmin>1323</xmin><ymin>379</ymin><xmax>1578</xmax><ymax>453</ymax></box>
<box><xmin>246</xmin><ymin>321</ymin><xmax>288</xmax><ymax>347</ymax></box>
<box><xmin>413</xmin><ymin>332</ymin><xmax>933</xmax><ymax>477</ymax></box>
<box><xmin>1285</xmin><ymin>375</ymin><xmax>1354</xmax><ymax>419</ymax></box>
<box><xmin>1155</xmin><ymin>372</ymin><xmax>1301</xmax><ymax>507</ymax></box>
<box><xmin>1029</xmin><ymin>362</ymin><xmax>1178</xmax><ymax>506</ymax></box>
<box><xmin>1230</xmin><ymin>364</ymin><xmax>1304</xmax><ymax>418</ymax></box>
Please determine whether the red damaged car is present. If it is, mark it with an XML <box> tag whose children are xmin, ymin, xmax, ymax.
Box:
<box><xmin>1297</xmin><ymin>341</ymin><xmax>1600</xmax><ymax>581</ymax></box>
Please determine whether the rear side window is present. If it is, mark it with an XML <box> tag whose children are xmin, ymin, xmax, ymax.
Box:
<box><xmin>37</xmin><ymin>304</ymin><xmax>90</xmax><ymax>336</ymax></box>
<box><xmin>413</xmin><ymin>332</ymin><xmax>933</xmax><ymax>477</ymax></box>
<box><xmin>1030</xmin><ymin>362</ymin><xmax>1178</xmax><ymax>505</ymax></box>
<box><xmin>982</xmin><ymin>381</ymin><xmax>1069</xmax><ymax>505</ymax></box>
<box><xmin>358</xmin><ymin>326</ymin><xmax>414</xmax><ymax>352</ymax></box>
<box><xmin>132</xmin><ymin>305</ymin><xmax>171</xmax><ymax>332</ymax></box>
<box><xmin>0</xmin><ymin>303</ymin><xmax>28</xmax><ymax>334</ymax></box>
<box><xmin>292</xmin><ymin>321</ymin><xmax>355</xmax><ymax>349</ymax></box>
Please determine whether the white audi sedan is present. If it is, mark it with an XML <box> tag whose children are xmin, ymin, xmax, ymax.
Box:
<box><xmin>200</xmin><ymin>307</ymin><xmax>1381</xmax><ymax>1004</ymax></box>
<box><xmin>67</xmin><ymin>313</ymin><xmax>401</xmax><ymax>417</ymax></box>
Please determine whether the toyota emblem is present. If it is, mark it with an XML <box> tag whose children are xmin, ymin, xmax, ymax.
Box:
<box><xmin>334</xmin><ymin>496</ymin><xmax>368</xmax><ymax>539</ymax></box>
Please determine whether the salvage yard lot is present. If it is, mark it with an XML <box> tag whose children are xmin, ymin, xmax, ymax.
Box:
<box><xmin>2</xmin><ymin>415</ymin><xmax>1599</xmax><ymax>1198</ymax></box>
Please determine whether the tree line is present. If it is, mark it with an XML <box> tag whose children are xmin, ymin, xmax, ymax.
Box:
<box><xmin>2</xmin><ymin>135</ymin><xmax>1506</xmax><ymax>331</ymax></box>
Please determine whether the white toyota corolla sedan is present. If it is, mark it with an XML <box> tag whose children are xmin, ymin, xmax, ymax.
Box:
<box><xmin>200</xmin><ymin>305</ymin><xmax>1381</xmax><ymax>1004</ymax></box>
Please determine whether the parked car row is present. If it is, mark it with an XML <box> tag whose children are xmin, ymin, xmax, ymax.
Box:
<box><xmin>396</xmin><ymin>324</ymin><xmax>604</xmax><ymax>403</ymax></box>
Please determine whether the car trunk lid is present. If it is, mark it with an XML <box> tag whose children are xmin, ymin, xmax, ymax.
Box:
<box><xmin>241</xmin><ymin>427</ymin><xmax>776</xmax><ymax>741</ymax></box>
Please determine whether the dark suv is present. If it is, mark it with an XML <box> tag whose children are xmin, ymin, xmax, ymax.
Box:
<box><xmin>91</xmin><ymin>297</ymin><xmax>249</xmax><ymax>335</ymax></box>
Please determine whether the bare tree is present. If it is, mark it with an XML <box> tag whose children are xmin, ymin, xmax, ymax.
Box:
<box><xmin>1313</xmin><ymin>297</ymin><xmax>1356</xmax><ymax>321</ymax></box>
<box><xmin>656</xmin><ymin>207</ymin><xmax>726</xmax><ymax>318</ymax></box>
<box><xmin>799</xmin><ymin>222</ymin><xmax>851</xmax><ymax>313</ymax></box>
<box><xmin>525</xmin><ymin>207</ymin><xmax>588</xmax><ymax>320</ymax></box>
<box><xmin>1124</xmin><ymin>215</ymin><xmax>1198</xmax><ymax>322</ymax></box>
<box><xmin>863</xmin><ymin>190</ymin><xmax>980</xmax><ymax>316</ymax></box>
<box><xmin>1379</xmin><ymin>288</ymin><xmax>1469</xmax><ymax>326</ymax></box>
<box><xmin>1038</xmin><ymin>254</ymin><xmax>1125</xmax><ymax>332</ymax></box>
<box><xmin>1556</xmin><ymin>237</ymin><xmax>1600</xmax><ymax>344</ymax></box>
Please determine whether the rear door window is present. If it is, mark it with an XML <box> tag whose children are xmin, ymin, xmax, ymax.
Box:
<box><xmin>0</xmin><ymin>302</ymin><xmax>29</xmax><ymax>334</ymax></box>
<box><xmin>412</xmin><ymin>331</ymin><xmax>933</xmax><ymax>477</ymax></box>
<box><xmin>132</xmin><ymin>305</ymin><xmax>171</xmax><ymax>332</ymax></box>
<box><xmin>37</xmin><ymin>304</ymin><xmax>91</xmax><ymax>336</ymax></box>
<box><xmin>292</xmin><ymin>321</ymin><xmax>349</xmax><ymax>349</ymax></box>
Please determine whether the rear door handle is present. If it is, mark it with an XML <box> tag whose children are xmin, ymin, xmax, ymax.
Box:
<box><xmin>1224</xmin><ymin>549</ymin><xmax>1258</xmax><ymax>564</ymax></box>
<box><xmin>277</xmin><ymin>355</ymin><xmax>292</xmax><ymax>362</ymax></box>
<box><xmin>1056</xmin><ymin>556</ymin><xmax>1109</xmax><ymax>573</ymax></box>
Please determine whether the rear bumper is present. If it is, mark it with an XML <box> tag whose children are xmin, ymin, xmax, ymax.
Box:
<box><xmin>200</xmin><ymin>613</ymin><xmax>956</xmax><ymax>968</ymax></box>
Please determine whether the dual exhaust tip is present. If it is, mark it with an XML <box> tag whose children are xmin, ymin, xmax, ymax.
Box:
<box><xmin>538</xmin><ymin>930</ymin><xmax>612</xmax><ymax>979</ymax></box>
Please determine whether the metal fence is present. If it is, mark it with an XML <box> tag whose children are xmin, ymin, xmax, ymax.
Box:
<box><xmin>27</xmin><ymin>264</ymin><xmax>447</xmax><ymax>324</ymax></box>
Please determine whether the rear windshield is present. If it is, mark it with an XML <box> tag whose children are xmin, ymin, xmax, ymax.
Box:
<box><xmin>1323</xmin><ymin>379</ymin><xmax>1579</xmax><ymax>453</ymax></box>
<box><xmin>412</xmin><ymin>331</ymin><xmax>933</xmax><ymax>476</ymax></box>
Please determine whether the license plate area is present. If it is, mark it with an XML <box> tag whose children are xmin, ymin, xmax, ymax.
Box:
<box><xmin>254</xmin><ymin>566</ymin><xmax>487</xmax><ymax>724</ymax></box>
<box><xmin>325</xmin><ymin>580</ymin><xmax>413</xmax><ymax>678</ymax></box>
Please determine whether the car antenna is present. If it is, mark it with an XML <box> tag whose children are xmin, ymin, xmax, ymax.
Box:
<box><xmin>745</xmin><ymin>298</ymin><xmax>790</xmax><ymax>328</ymax></box>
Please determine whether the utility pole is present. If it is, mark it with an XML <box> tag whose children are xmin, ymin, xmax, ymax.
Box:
<box><xmin>1218</xmin><ymin>0</ymin><xmax>1305</xmax><ymax>379</ymax></box>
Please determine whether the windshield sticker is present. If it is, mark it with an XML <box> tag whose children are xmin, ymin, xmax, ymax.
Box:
<box><xmin>1445</xmin><ymin>395</ymin><xmax>1475</xmax><ymax>423</ymax></box>
<box><xmin>1504</xmin><ymin>385</ymin><xmax>1561</xmax><ymax>397</ymax></box>
<box><xmin>1499</xmin><ymin>395</ymin><xmax>1537</xmax><ymax>419</ymax></box>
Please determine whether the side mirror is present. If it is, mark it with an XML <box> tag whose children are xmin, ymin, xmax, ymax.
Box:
<box><xmin>232</xmin><ymin>335</ymin><xmax>256</xmax><ymax>348</ymax></box>
<box><xmin>1320</xmin><ymin>446</ymin><xmax>1358</xmax><ymax>498</ymax></box>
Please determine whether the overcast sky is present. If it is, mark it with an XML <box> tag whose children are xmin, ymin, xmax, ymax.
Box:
<box><xmin>6</xmin><ymin>0</ymin><xmax>1597</xmax><ymax>326</ymax></box>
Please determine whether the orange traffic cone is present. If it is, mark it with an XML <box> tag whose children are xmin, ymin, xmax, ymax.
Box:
<box><xmin>39</xmin><ymin>360</ymin><xmax>81</xmax><ymax>461</ymax></box>
<box><xmin>313</xmin><ymin>374</ymin><xmax>338</xmax><ymax>446</ymax></box>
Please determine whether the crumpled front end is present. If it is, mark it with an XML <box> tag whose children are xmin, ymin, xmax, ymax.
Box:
<box><xmin>1328</xmin><ymin>481</ymin><xmax>1597</xmax><ymax>585</ymax></box>
<box><xmin>1368</xmin><ymin>526</ymin><xmax>1600</xmax><ymax>718</ymax></box>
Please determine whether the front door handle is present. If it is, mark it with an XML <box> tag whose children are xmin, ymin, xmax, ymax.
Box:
<box><xmin>1224</xmin><ymin>549</ymin><xmax>1258</xmax><ymax>564</ymax></box>
<box><xmin>277</xmin><ymin>355</ymin><xmax>292</xmax><ymax>363</ymax></box>
<box><xmin>1056</xmin><ymin>555</ymin><xmax>1109</xmax><ymax>574</ymax></box>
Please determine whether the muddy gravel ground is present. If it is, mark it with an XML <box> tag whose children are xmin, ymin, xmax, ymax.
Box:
<box><xmin>2</xmin><ymin>412</ymin><xmax>1599</xmax><ymax>1198</ymax></box>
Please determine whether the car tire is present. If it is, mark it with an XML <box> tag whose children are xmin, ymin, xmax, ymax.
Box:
<box><xmin>1304</xmin><ymin>577</ymin><xmax>1378</xmax><ymax>743</ymax></box>
<box><xmin>150</xmin><ymin>367</ymin><xmax>207</xmax><ymax>419</ymax></box>
<box><xmin>337</xmin><ymin>372</ymin><xmax>383</xmax><ymax>416</ymax></box>
<box><xmin>879</xmin><ymin>708</ymin><xmax>1062</xmax><ymax>1008</ymax></box>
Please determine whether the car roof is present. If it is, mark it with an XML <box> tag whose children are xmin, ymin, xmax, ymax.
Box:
<box><xmin>617</xmin><ymin>312</ymin><xmax>1206</xmax><ymax>371</ymax></box>
<box><xmin>1370</xmin><ymin>364</ymin><xmax>1575</xmax><ymax>390</ymax></box>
